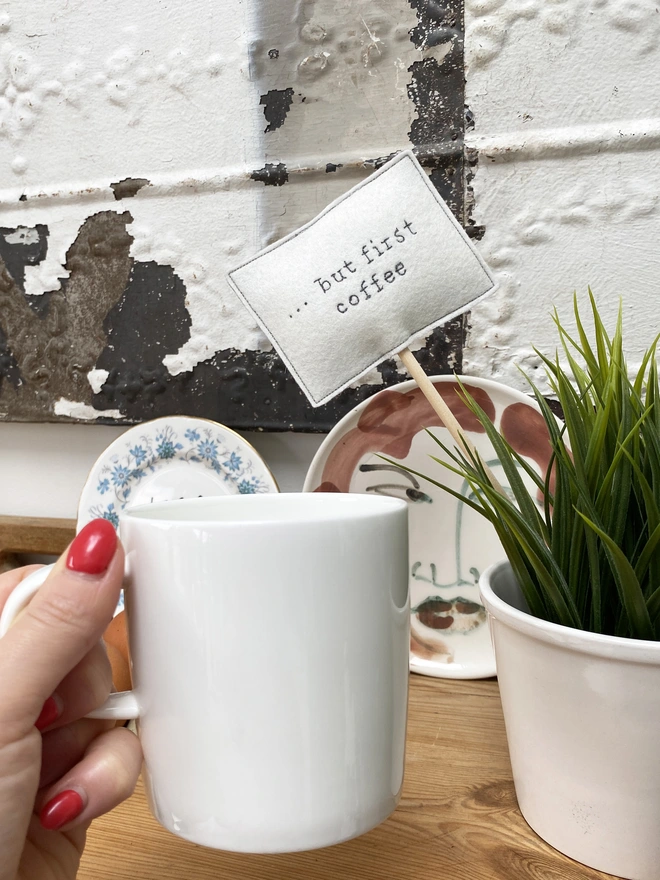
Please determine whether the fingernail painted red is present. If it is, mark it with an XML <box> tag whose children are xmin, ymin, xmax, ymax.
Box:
<box><xmin>35</xmin><ymin>695</ymin><xmax>61</xmax><ymax>731</ymax></box>
<box><xmin>39</xmin><ymin>790</ymin><xmax>84</xmax><ymax>830</ymax></box>
<box><xmin>66</xmin><ymin>519</ymin><xmax>117</xmax><ymax>575</ymax></box>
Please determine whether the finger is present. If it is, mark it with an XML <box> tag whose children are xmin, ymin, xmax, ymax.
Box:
<box><xmin>37</xmin><ymin>642</ymin><xmax>113</xmax><ymax>733</ymax></box>
<box><xmin>39</xmin><ymin>717</ymin><xmax>115</xmax><ymax>789</ymax></box>
<box><xmin>38</xmin><ymin>726</ymin><xmax>142</xmax><ymax>832</ymax></box>
<box><xmin>0</xmin><ymin>565</ymin><xmax>44</xmax><ymax>611</ymax></box>
<box><xmin>22</xmin><ymin>814</ymin><xmax>86</xmax><ymax>880</ymax></box>
<box><xmin>0</xmin><ymin>520</ymin><xmax>121</xmax><ymax>738</ymax></box>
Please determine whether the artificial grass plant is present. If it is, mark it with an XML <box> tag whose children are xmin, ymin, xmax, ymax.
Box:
<box><xmin>412</xmin><ymin>292</ymin><xmax>660</xmax><ymax>640</ymax></box>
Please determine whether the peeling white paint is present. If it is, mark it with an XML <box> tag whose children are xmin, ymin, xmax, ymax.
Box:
<box><xmin>465</xmin><ymin>0</ymin><xmax>660</xmax><ymax>392</ymax></box>
<box><xmin>0</xmin><ymin>0</ymin><xmax>266</xmax><ymax>364</ymax></box>
<box><xmin>4</xmin><ymin>174</ymin><xmax>269</xmax><ymax>357</ymax></box>
<box><xmin>3</xmin><ymin>225</ymin><xmax>39</xmax><ymax>245</ymax></box>
<box><xmin>87</xmin><ymin>368</ymin><xmax>109</xmax><ymax>395</ymax></box>
<box><xmin>22</xmin><ymin>210</ymin><xmax>80</xmax><ymax>299</ymax></box>
<box><xmin>0</xmin><ymin>0</ymin><xmax>435</xmax><ymax>394</ymax></box>
<box><xmin>422</xmin><ymin>41</ymin><xmax>454</xmax><ymax>66</ymax></box>
<box><xmin>127</xmin><ymin>185</ymin><xmax>271</xmax><ymax>373</ymax></box>
<box><xmin>54</xmin><ymin>398</ymin><xmax>123</xmax><ymax>420</ymax></box>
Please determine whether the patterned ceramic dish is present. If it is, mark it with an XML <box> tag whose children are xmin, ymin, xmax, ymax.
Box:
<box><xmin>303</xmin><ymin>376</ymin><xmax>553</xmax><ymax>680</ymax></box>
<box><xmin>78</xmin><ymin>415</ymin><xmax>279</xmax><ymax>613</ymax></box>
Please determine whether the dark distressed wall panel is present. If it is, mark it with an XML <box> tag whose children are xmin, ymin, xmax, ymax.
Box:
<box><xmin>0</xmin><ymin>0</ymin><xmax>469</xmax><ymax>431</ymax></box>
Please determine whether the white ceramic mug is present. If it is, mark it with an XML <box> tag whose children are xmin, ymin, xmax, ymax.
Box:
<box><xmin>1</xmin><ymin>493</ymin><xmax>410</xmax><ymax>853</ymax></box>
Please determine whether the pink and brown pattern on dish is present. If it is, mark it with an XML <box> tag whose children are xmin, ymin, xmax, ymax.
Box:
<box><xmin>315</xmin><ymin>383</ymin><xmax>494</xmax><ymax>494</ymax></box>
<box><xmin>314</xmin><ymin>382</ymin><xmax>554</xmax><ymax>498</ymax></box>
<box><xmin>410</xmin><ymin>596</ymin><xmax>486</xmax><ymax>663</ymax></box>
<box><xmin>410</xmin><ymin>597</ymin><xmax>488</xmax><ymax>664</ymax></box>
<box><xmin>416</xmin><ymin>596</ymin><xmax>487</xmax><ymax>632</ymax></box>
<box><xmin>500</xmin><ymin>402</ymin><xmax>556</xmax><ymax>497</ymax></box>
<box><xmin>411</xmin><ymin>627</ymin><xmax>453</xmax><ymax>663</ymax></box>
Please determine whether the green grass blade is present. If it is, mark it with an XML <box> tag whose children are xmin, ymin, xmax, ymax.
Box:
<box><xmin>634</xmin><ymin>521</ymin><xmax>660</xmax><ymax>585</ymax></box>
<box><xmin>576</xmin><ymin>511</ymin><xmax>654</xmax><ymax>639</ymax></box>
<box><xmin>453</xmin><ymin>387</ymin><xmax>550</xmax><ymax>541</ymax></box>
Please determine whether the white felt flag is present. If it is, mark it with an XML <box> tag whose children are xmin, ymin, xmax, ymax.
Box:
<box><xmin>228</xmin><ymin>150</ymin><xmax>496</xmax><ymax>407</ymax></box>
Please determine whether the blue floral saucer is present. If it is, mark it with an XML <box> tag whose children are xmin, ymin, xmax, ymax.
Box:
<box><xmin>78</xmin><ymin>417</ymin><xmax>278</xmax><ymax>614</ymax></box>
<box><xmin>79</xmin><ymin>417</ymin><xmax>278</xmax><ymax>532</ymax></box>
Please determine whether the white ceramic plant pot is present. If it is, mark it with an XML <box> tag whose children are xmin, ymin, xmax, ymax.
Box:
<box><xmin>480</xmin><ymin>560</ymin><xmax>660</xmax><ymax>880</ymax></box>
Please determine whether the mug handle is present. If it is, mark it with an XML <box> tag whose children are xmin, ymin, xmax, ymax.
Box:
<box><xmin>0</xmin><ymin>564</ymin><xmax>140</xmax><ymax>720</ymax></box>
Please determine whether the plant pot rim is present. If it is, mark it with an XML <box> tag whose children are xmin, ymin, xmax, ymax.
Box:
<box><xmin>480</xmin><ymin>559</ymin><xmax>660</xmax><ymax>664</ymax></box>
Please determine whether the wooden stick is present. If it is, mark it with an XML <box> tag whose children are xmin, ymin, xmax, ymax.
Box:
<box><xmin>397</xmin><ymin>347</ymin><xmax>507</xmax><ymax>498</ymax></box>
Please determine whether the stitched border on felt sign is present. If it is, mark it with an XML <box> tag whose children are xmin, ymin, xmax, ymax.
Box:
<box><xmin>227</xmin><ymin>151</ymin><xmax>496</xmax><ymax>406</ymax></box>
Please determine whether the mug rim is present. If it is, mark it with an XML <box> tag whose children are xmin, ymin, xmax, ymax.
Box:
<box><xmin>480</xmin><ymin>559</ymin><xmax>660</xmax><ymax>663</ymax></box>
<box><xmin>120</xmin><ymin>491</ymin><xmax>408</xmax><ymax>526</ymax></box>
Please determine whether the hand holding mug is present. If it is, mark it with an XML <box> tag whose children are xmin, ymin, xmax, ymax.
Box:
<box><xmin>0</xmin><ymin>521</ymin><xmax>142</xmax><ymax>880</ymax></box>
<box><xmin>1</xmin><ymin>493</ymin><xmax>409</xmax><ymax>862</ymax></box>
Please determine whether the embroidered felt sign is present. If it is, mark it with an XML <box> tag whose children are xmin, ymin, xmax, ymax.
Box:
<box><xmin>228</xmin><ymin>151</ymin><xmax>496</xmax><ymax>407</ymax></box>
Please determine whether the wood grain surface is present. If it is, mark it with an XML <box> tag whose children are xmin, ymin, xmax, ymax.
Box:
<box><xmin>0</xmin><ymin>515</ymin><xmax>76</xmax><ymax>571</ymax></box>
<box><xmin>78</xmin><ymin>675</ymin><xmax>615</xmax><ymax>879</ymax></box>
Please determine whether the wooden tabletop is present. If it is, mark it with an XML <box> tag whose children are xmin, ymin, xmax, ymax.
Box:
<box><xmin>78</xmin><ymin>675</ymin><xmax>613</xmax><ymax>880</ymax></box>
